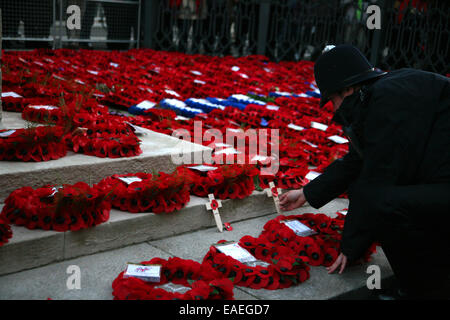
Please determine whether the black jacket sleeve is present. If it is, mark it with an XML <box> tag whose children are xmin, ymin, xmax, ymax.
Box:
<box><xmin>303</xmin><ymin>144</ymin><xmax>362</xmax><ymax>208</ymax></box>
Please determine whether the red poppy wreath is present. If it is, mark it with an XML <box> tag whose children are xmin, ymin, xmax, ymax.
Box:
<box><xmin>0</xmin><ymin>126</ymin><xmax>69</xmax><ymax>162</ymax></box>
<box><xmin>261</xmin><ymin>212</ymin><xmax>377</xmax><ymax>267</ymax></box>
<box><xmin>0</xmin><ymin>182</ymin><xmax>111</xmax><ymax>232</ymax></box>
<box><xmin>68</xmin><ymin>124</ymin><xmax>142</xmax><ymax>158</ymax></box>
<box><xmin>0</xmin><ymin>219</ymin><xmax>13</xmax><ymax>247</ymax></box>
<box><xmin>202</xmin><ymin>239</ymin><xmax>310</xmax><ymax>290</ymax></box>
<box><xmin>112</xmin><ymin>257</ymin><xmax>234</xmax><ymax>300</ymax></box>
<box><xmin>22</xmin><ymin>104</ymin><xmax>65</xmax><ymax>126</ymax></box>
<box><xmin>2</xmin><ymin>94</ymin><xmax>27</xmax><ymax>112</ymax></box>
<box><xmin>177</xmin><ymin>164</ymin><xmax>259</xmax><ymax>200</ymax></box>
<box><xmin>96</xmin><ymin>171</ymin><xmax>191</xmax><ymax>214</ymax></box>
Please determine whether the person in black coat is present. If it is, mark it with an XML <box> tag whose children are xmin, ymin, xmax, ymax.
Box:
<box><xmin>279</xmin><ymin>44</ymin><xmax>450</xmax><ymax>299</ymax></box>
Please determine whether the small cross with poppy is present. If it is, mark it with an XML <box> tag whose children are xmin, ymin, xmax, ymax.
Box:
<box><xmin>265</xmin><ymin>182</ymin><xmax>282</xmax><ymax>214</ymax></box>
<box><xmin>205</xmin><ymin>193</ymin><xmax>223</xmax><ymax>232</ymax></box>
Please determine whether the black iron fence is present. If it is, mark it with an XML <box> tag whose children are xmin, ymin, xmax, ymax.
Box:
<box><xmin>0</xmin><ymin>0</ymin><xmax>141</xmax><ymax>50</ymax></box>
<box><xmin>1</xmin><ymin>0</ymin><xmax>448</xmax><ymax>74</ymax></box>
<box><xmin>143</xmin><ymin>0</ymin><xmax>449</xmax><ymax>75</ymax></box>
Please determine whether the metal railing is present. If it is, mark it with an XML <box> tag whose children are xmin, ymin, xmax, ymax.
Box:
<box><xmin>1</xmin><ymin>0</ymin><xmax>448</xmax><ymax>74</ymax></box>
<box><xmin>143</xmin><ymin>0</ymin><xmax>449</xmax><ymax>75</ymax></box>
<box><xmin>1</xmin><ymin>0</ymin><xmax>141</xmax><ymax>50</ymax></box>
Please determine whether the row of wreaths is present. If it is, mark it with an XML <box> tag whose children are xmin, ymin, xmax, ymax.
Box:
<box><xmin>111</xmin><ymin>212</ymin><xmax>377</xmax><ymax>300</ymax></box>
<box><xmin>0</xmin><ymin>163</ymin><xmax>306</xmax><ymax>241</ymax></box>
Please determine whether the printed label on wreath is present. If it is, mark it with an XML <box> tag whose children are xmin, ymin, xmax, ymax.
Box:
<box><xmin>266</xmin><ymin>105</ymin><xmax>279</xmax><ymax>111</ymax></box>
<box><xmin>287</xmin><ymin>123</ymin><xmax>305</xmax><ymax>131</ymax></box>
<box><xmin>124</xmin><ymin>263</ymin><xmax>161</xmax><ymax>283</ymax></box>
<box><xmin>28</xmin><ymin>105</ymin><xmax>59</xmax><ymax>110</ymax></box>
<box><xmin>310</xmin><ymin>122</ymin><xmax>328</xmax><ymax>131</ymax></box>
<box><xmin>165</xmin><ymin>89</ymin><xmax>180</xmax><ymax>97</ymax></box>
<box><xmin>282</xmin><ymin>219</ymin><xmax>317</xmax><ymax>237</ymax></box>
<box><xmin>174</xmin><ymin>115</ymin><xmax>190</xmax><ymax>121</ymax></box>
<box><xmin>215</xmin><ymin>242</ymin><xmax>257</xmax><ymax>264</ymax></box>
<box><xmin>116</xmin><ymin>176</ymin><xmax>143</xmax><ymax>185</ymax></box>
<box><xmin>244</xmin><ymin>260</ymin><xmax>271</xmax><ymax>268</ymax></box>
<box><xmin>327</xmin><ymin>135</ymin><xmax>349</xmax><ymax>144</ymax></box>
<box><xmin>0</xmin><ymin>130</ymin><xmax>17</xmax><ymax>138</ymax></box>
<box><xmin>2</xmin><ymin>92</ymin><xmax>23</xmax><ymax>98</ymax></box>
<box><xmin>53</xmin><ymin>75</ymin><xmax>66</xmax><ymax>81</ymax></box>
<box><xmin>194</xmin><ymin>79</ymin><xmax>206</xmax><ymax>85</ymax></box>
<box><xmin>154</xmin><ymin>283</ymin><xmax>191</xmax><ymax>294</ymax></box>
<box><xmin>187</xmin><ymin>165</ymin><xmax>218</xmax><ymax>172</ymax></box>
<box><xmin>136</xmin><ymin>100</ymin><xmax>156</xmax><ymax>110</ymax></box>
<box><xmin>305</xmin><ymin>171</ymin><xmax>321</xmax><ymax>181</ymax></box>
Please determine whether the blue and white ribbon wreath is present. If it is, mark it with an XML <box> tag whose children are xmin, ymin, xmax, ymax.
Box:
<box><xmin>160</xmin><ymin>98</ymin><xmax>203</xmax><ymax>118</ymax></box>
<box><xmin>184</xmin><ymin>98</ymin><xmax>225</xmax><ymax>114</ymax></box>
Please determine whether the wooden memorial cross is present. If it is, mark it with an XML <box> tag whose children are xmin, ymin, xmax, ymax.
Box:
<box><xmin>265</xmin><ymin>182</ymin><xmax>282</xmax><ymax>214</ymax></box>
<box><xmin>205</xmin><ymin>193</ymin><xmax>223</xmax><ymax>232</ymax></box>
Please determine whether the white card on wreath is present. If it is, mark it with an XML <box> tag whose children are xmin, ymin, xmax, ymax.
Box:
<box><xmin>124</xmin><ymin>263</ymin><xmax>161</xmax><ymax>282</ymax></box>
<box><xmin>28</xmin><ymin>105</ymin><xmax>59</xmax><ymax>110</ymax></box>
<box><xmin>174</xmin><ymin>115</ymin><xmax>190</xmax><ymax>121</ymax></box>
<box><xmin>215</xmin><ymin>242</ymin><xmax>257</xmax><ymax>264</ymax></box>
<box><xmin>287</xmin><ymin>123</ymin><xmax>305</xmax><ymax>131</ymax></box>
<box><xmin>187</xmin><ymin>165</ymin><xmax>218</xmax><ymax>172</ymax></box>
<box><xmin>165</xmin><ymin>89</ymin><xmax>180</xmax><ymax>97</ymax></box>
<box><xmin>266</xmin><ymin>105</ymin><xmax>279</xmax><ymax>111</ymax></box>
<box><xmin>305</xmin><ymin>171</ymin><xmax>321</xmax><ymax>181</ymax></box>
<box><xmin>310</xmin><ymin>122</ymin><xmax>328</xmax><ymax>131</ymax></box>
<box><xmin>2</xmin><ymin>92</ymin><xmax>23</xmax><ymax>98</ymax></box>
<box><xmin>0</xmin><ymin>130</ymin><xmax>17</xmax><ymax>138</ymax></box>
<box><xmin>244</xmin><ymin>260</ymin><xmax>271</xmax><ymax>268</ymax></box>
<box><xmin>116</xmin><ymin>176</ymin><xmax>143</xmax><ymax>185</ymax></box>
<box><xmin>327</xmin><ymin>135</ymin><xmax>349</xmax><ymax>144</ymax></box>
<box><xmin>136</xmin><ymin>100</ymin><xmax>156</xmax><ymax>110</ymax></box>
<box><xmin>282</xmin><ymin>220</ymin><xmax>317</xmax><ymax>237</ymax></box>
<box><xmin>154</xmin><ymin>283</ymin><xmax>191</xmax><ymax>294</ymax></box>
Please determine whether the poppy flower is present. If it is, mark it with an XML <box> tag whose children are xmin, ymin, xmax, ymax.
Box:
<box><xmin>0</xmin><ymin>219</ymin><xmax>13</xmax><ymax>246</ymax></box>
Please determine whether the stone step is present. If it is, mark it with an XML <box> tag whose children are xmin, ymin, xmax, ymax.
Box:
<box><xmin>0</xmin><ymin>200</ymin><xmax>393</xmax><ymax>300</ymax></box>
<box><xmin>0</xmin><ymin>190</ymin><xmax>305</xmax><ymax>276</ymax></box>
<box><xmin>0</xmin><ymin>111</ymin><xmax>210</xmax><ymax>203</ymax></box>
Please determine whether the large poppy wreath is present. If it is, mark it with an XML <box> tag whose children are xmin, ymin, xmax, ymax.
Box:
<box><xmin>0</xmin><ymin>126</ymin><xmax>69</xmax><ymax>162</ymax></box>
<box><xmin>96</xmin><ymin>171</ymin><xmax>191</xmax><ymax>214</ymax></box>
<box><xmin>261</xmin><ymin>212</ymin><xmax>377</xmax><ymax>267</ymax></box>
<box><xmin>68</xmin><ymin>121</ymin><xmax>142</xmax><ymax>158</ymax></box>
<box><xmin>178</xmin><ymin>164</ymin><xmax>259</xmax><ymax>200</ymax></box>
<box><xmin>0</xmin><ymin>182</ymin><xmax>111</xmax><ymax>232</ymax></box>
<box><xmin>22</xmin><ymin>104</ymin><xmax>65</xmax><ymax>126</ymax></box>
<box><xmin>112</xmin><ymin>257</ymin><xmax>234</xmax><ymax>300</ymax></box>
<box><xmin>202</xmin><ymin>239</ymin><xmax>310</xmax><ymax>290</ymax></box>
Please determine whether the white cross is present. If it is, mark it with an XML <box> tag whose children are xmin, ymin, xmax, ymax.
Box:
<box><xmin>265</xmin><ymin>182</ymin><xmax>282</xmax><ymax>214</ymax></box>
<box><xmin>205</xmin><ymin>193</ymin><xmax>223</xmax><ymax>232</ymax></box>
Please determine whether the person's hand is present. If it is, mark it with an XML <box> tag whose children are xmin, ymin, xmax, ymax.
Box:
<box><xmin>279</xmin><ymin>189</ymin><xmax>306</xmax><ymax>211</ymax></box>
<box><xmin>327</xmin><ymin>252</ymin><xmax>348</xmax><ymax>274</ymax></box>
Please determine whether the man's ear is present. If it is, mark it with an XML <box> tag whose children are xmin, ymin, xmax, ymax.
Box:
<box><xmin>343</xmin><ymin>87</ymin><xmax>355</xmax><ymax>97</ymax></box>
